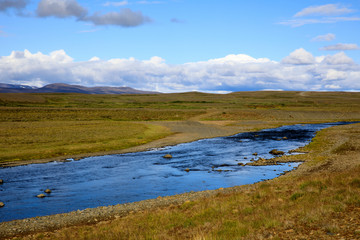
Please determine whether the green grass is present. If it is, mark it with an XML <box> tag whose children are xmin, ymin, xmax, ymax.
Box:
<box><xmin>1</xmin><ymin>91</ymin><xmax>359</xmax><ymax>163</ymax></box>
<box><xmin>0</xmin><ymin>121</ymin><xmax>171</xmax><ymax>162</ymax></box>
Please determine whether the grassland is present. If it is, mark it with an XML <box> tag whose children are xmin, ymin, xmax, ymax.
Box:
<box><xmin>13</xmin><ymin>122</ymin><xmax>360</xmax><ymax>240</ymax></box>
<box><xmin>1</xmin><ymin>91</ymin><xmax>359</xmax><ymax>165</ymax></box>
<box><xmin>1</xmin><ymin>91</ymin><xmax>360</xmax><ymax>239</ymax></box>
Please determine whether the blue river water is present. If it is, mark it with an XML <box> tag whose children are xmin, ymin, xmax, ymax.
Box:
<box><xmin>0</xmin><ymin>122</ymin><xmax>356</xmax><ymax>222</ymax></box>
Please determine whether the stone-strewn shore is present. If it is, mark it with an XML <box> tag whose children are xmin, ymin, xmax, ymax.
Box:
<box><xmin>0</xmin><ymin>184</ymin><xmax>253</xmax><ymax>239</ymax></box>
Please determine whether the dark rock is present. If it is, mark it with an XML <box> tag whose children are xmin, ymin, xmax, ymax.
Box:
<box><xmin>237</xmin><ymin>163</ymin><xmax>245</xmax><ymax>166</ymax></box>
<box><xmin>252</xmin><ymin>152</ymin><xmax>258</xmax><ymax>156</ymax></box>
<box><xmin>0</xmin><ymin>179</ymin><xmax>3</xmax><ymax>184</ymax></box>
<box><xmin>269</xmin><ymin>149</ymin><xmax>285</xmax><ymax>155</ymax></box>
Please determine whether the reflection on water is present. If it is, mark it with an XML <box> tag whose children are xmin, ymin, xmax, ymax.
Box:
<box><xmin>0</xmin><ymin>122</ymin><xmax>355</xmax><ymax>222</ymax></box>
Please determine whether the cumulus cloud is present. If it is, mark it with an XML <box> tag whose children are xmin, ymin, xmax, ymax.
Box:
<box><xmin>281</xmin><ymin>48</ymin><xmax>315</xmax><ymax>65</ymax></box>
<box><xmin>320</xmin><ymin>43</ymin><xmax>360</xmax><ymax>51</ymax></box>
<box><xmin>1</xmin><ymin>49</ymin><xmax>359</xmax><ymax>92</ymax></box>
<box><xmin>312</xmin><ymin>33</ymin><xmax>335</xmax><ymax>42</ymax></box>
<box><xmin>37</xmin><ymin>0</ymin><xmax>87</xmax><ymax>18</ymax></box>
<box><xmin>322</xmin><ymin>52</ymin><xmax>354</xmax><ymax>65</ymax></box>
<box><xmin>84</xmin><ymin>8</ymin><xmax>151</xmax><ymax>27</ymax></box>
<box><xmin>294</xmin><ymin>4</ymin><xmax>354</xmax><ymax>17</ymax></box>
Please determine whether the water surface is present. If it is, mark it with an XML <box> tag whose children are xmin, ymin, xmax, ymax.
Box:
<box><xmin>0</xmin><ymin>122</ymin><xmax>355</xmax><ymax>222</ymax></box>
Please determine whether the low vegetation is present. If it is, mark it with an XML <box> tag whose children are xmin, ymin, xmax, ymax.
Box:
<box><xmin>0</xmin><ymin>121</ymin><xmax>170</xmax><ymax>163</ymax></box>
<box><xmin>16</xmin><ymin>123</ymin><xmax>360</xmax><ymax>239</ymax></box>
<box><xmin>1</xmin><ymin>91</ymin><xmax>359</xmax><ymax>163</ymax></box>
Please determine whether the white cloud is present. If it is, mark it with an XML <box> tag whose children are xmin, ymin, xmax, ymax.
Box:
<box><xmin>104</xmin><ymin>1</ymin><xmax>129</xmax><ymax>7</ymax></box>
<box><xmin>294</xmin><ymin>4</ymin><xmax>354</xmax><ymax>17</ymax></box>
<box><xmin>320</xmin><ymin>43</ymin><xmax>360</xmax><ymax>51</ymax></box>
<box><xmin>1</xmin><ymin>49</ymin><xmax>359</xmax><ymax>92</ymax></box>
<box><xmin>280</xmin><ymin>16</ymin><xmax>360</xmax><ymax>27</ymax></box>
<box><xmin>322</xmin><ymin>52</ymin><xmax>354</xmax><ymax>65</ymax></box>
<box><xmin>312</xmin><ymin>33</ymin><xmax>335</xmax><ymax>42</ymax></box>
<box><xmin>281</xmin><ymin>48</ymin><xmax>315</xmax><ymax>65</ymax></box>
<box><xmin>37</xmin><ymin>0</ymin><xmax>87</xmax><ymax>18</ymax></box>
<box><xmin>84</xmin><ymin>8</ymin><xmax>152</xmax><ymax>27</ymax></box>
<box><xmin>280</xmin><ymin>4</ymin><xmax>360</xmax><ymax>27</ymax></box>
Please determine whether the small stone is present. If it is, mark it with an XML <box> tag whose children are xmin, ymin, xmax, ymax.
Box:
<box><xmin>163</xmin><ymin>154</ymin><xmax>172</xmax><ymax>159</ymax></box>
<box><xmin>0</xmin><ymin>179</ymin><xmax>3</xmax><ymax>184</ymax></box>
<box><xmin>0</xmin><ymin>202</ymin><xmax>5</xmax><ymax>207</ymax></box>
<box><xmin>253</xmin><ymin>152</ymin><xmax>258</xmax><ymax>156</ymax></box>
<box><xmin>37</xmin><ymin>194</ymin><xmax>46</xmax><ymax>198</ymax></box>
<box><xmin>283</xmin><ymin>137</ymin><xmax>288</xmax><ymax>140</ymax></box>
<box><xmin>269</xmin><ymin>149</ymin><xmax>285</xmax><ymax>155</ymax></box>
<box><xmin>237</xmin><ymin>162</ymin><xmax>245</xmax><ymax>166</ymax></box>
<box><xmin>44</xmin><ymin>189</ymin><xmax>52</xmax><ymax>194</ymax></box>
<box><xmin>185</xmin><ymin>168</ymin><xmax>190</xmax><ymax>172</ymax></box>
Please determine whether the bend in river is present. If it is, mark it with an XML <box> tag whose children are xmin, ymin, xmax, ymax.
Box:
<box><xmin>0</xmin><ymin>122</ymin><xmax>357</xmax><ymax>222</ymax></box>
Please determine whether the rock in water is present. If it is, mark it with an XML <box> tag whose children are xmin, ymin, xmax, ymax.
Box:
<box><xmin>45</xmin><ymin>189</ymin><xmax>52</xmax><ymax>194</ymax></box>
<box><xmin>0</xmin><ymin>202</ymin><xmax>4</xmax><ymax>207</ymax></box>
<box><xmin>269</xmin><ymin>149</ymin><xmax>285</xmax><ymax>155</ymax></box>
<box><xmin>0</xmin><ymin>179</ymin><xmax>3</xmax><ymax>184</ymax></box>
<box><xmin>163</xmin><ymin>154</ymin><xmax>172</xmax><ymax>159</ymax></box>
<box><xmin>37</xmin><ymin>194</ymin><xmax>46</xmax><ymax>198</ymax></box>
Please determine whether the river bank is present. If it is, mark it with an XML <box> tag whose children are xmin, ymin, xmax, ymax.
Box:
<box><xmin>0</xmin><ymin>120</ymin><xmax>280</xmax><ymax>168</ymax></box>
<box><xmin>1</xmin><ymin>122</ymin><xmax>359</xmax><ymax>239</ymax></box>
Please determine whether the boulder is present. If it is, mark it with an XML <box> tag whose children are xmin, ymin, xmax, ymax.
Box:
<box><xmin>37</xmin><ymin>194</ymin><xmax>46</xmax><ymax>198</ymax></box>
<box><xmin>163</xmin><ymin>154</ymin><xmax>172</xmax><ymax>159</ymax></box>
<box><xmin>45</xmin><ymin>189</ymin><xmax>52</xmax><ymax>194</ymax></box>
<box><xmin>0</xmin><ymin>179</ymin><xmax>3</xmax><ymax>184</ymax></box>
<box><xmin>0</xmin><ymin>202</ymin><xmax>4</xmax><ymax>207</ymax></box>
<box><xmin>269</xmin><ymin>149</ymin><xmax>285</xmax><ymax>155</ymax></box>
<box><xmin>185</xmin><ymin>168</ymin><xmax>190</xmax><ymax>172</ymax></box>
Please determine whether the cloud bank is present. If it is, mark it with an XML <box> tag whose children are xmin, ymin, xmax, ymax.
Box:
<box><xmin>1</xmin><ymin>49</ymin><xmax>359</xmax><ymax>92</ymax></box>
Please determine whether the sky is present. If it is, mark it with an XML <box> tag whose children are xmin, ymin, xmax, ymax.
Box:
<box><xmin>0</xmin><ymin>0</ymin><xmax>360</xmax><ymax>93</ymax></box>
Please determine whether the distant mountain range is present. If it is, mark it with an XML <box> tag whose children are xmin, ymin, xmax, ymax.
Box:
<box><xmin>0</xmin><ymin>83</ymin><xmax>159</xmax><ymax>94</ymax></box>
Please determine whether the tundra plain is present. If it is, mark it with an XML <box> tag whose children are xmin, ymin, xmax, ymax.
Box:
<box><xmin>0</xmin><ymin>91</ymin><xmax>360</xmax><ymax>239</ymax></box>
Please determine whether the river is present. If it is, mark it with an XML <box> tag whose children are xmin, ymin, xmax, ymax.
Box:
<box><xmin>0</xmin><ymin>122</ymin><xmax>355</xmax><ymax>222</ymax></box>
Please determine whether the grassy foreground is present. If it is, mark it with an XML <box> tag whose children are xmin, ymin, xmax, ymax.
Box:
<box><xmin>16</xmin><ymin>123</ymin><xmax>360</xmax><ymax>239</ymax></box>
<box><xmin>1</xmin><ymin>91</ymin><xmax>360</xmax><ymax>164</ymax></box>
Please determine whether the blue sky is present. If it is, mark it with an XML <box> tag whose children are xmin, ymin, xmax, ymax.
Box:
<box><xmin>0</xmin><ymin>0</ymin><xmax>359</xmax><ymax>92</ymax></box>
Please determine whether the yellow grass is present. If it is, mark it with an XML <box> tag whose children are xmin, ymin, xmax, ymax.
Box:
<box><xmin>16</xmin><ymin>123</ymin><xmax>360</xmax><ymax>240</ymax></box>
<box><xmin>0</xmin><ymin>121</ymin><xmax>171</xmax><ymax>162</ymax></box>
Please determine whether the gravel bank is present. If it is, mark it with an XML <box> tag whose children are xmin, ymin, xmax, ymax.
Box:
<box><xmin>0</xmin><ymin>184</ymin><xmax>254</xmax><ymax>239</ymax></box>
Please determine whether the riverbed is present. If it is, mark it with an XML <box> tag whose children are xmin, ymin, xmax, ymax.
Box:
<box><xmin>0</xmin><ymin>122</ymin><xmax>355</xmax><ymax>222</ymax></box>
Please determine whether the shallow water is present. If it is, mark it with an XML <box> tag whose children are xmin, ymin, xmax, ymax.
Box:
<box><xmin>0</xmin><ymin>122</ymin><xmax>355</xmax><ymax>222</ymax></box>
